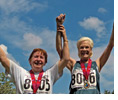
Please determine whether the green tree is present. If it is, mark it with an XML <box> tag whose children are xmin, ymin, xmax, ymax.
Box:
<box><xmin>0</xmin><ymin>72</ymin><xmax>16</xmax><ymax>94</ymax></box>
<box><xmin>104</xmin><ymin>90</ymin><xmax>114</xmax><ymax>94</ymax></box>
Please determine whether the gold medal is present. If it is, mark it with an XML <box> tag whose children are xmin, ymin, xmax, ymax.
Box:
<box><xmin>80</xmin><ymin>59</ymin><xmax>92</xmax><ymax>89</ymax></box>
<box><xmin>84</xmin><ymin>80</ymin><xmax>90</xmax><ymax>89</ymax></box>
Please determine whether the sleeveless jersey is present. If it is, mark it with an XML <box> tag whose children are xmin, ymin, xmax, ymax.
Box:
<box><xmin>69</xmin><ymin>61</ymin><xmax>100</xmax><ymax>94</ymax></box>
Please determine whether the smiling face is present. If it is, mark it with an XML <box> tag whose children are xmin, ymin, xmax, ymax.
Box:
<box><xmin>78</xmin><ymin>40</ymin><xmax>92</xmax><ymax>60</ymax></box>
<box><xmin>29</xmin><ymin>51</ymin><xmax>46</xmax><ymax>73</ymax></box>
<box><xmin>29</xmin><ymin>48</ymin><xmax>47</xmax><ymax>73</ymax></box>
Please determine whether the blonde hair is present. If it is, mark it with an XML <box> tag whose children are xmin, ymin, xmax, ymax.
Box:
<box><xmin>77</xmin><ymin>37</ymin><xmax>94</xmax><ymax>58</ymax></box>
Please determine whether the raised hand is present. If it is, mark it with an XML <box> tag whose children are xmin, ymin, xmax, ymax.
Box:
<box><xmin>56</xmin><ymin>14</ymin><xmax>66</xmax><ymax>25</ymax></box>
<box><xmin>56</xmin><ymin>14</ymin><xmax>66</xmax><ymax>59</ymax></box>
<box><xmin>57</xmin><ymin>25</ymin><xmax>66</xmax><ymax>37</ymax></box>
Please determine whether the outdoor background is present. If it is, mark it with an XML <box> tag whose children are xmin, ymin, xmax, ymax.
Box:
<box><xmin>0</xmin><ymin>0</ymin><xmax>114</xmax><ymax>94</ymax></box>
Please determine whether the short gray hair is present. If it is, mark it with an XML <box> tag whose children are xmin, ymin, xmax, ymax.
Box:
<box><xmin>77</xmin><ymin>37</ymin><xmax>94</xmax><ymax>58</ymax></box>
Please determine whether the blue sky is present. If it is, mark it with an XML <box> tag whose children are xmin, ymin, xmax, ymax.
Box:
<box><xmin>0</xmin><ymin>0</ymin><xmax>114</xmax><ymax>94</ymax></box>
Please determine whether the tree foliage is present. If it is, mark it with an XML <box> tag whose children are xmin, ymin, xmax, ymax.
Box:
<box><xmin>104</xmin><ymin>89</ymin><xmax>114</xmax><ymax>94</ymax></box>
<box><xmin>0</xmin><ymin>72</ymin><xmax>16</xmax><ymax>94</ymax></box>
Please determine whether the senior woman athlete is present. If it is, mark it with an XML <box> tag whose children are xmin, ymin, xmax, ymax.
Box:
<box><xmin>0</xmin><ymin>14</ymin><xmax>69</xmax><ymax>94</ymax></box>
<box><xmin>56</xmin><ymin>15</ymin><xmax>114</xmax><ymax>94</ymax></box>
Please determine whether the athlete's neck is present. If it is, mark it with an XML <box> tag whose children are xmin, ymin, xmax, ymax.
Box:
<box><xmin>80</xmin><ymin>58</ymin><xmax>90</xmax><ymax>63</ymax></box>
<box><xmin>31</xmin><ymin>69</ymin><xmax>43</xmax><ymax>73</ymax></box>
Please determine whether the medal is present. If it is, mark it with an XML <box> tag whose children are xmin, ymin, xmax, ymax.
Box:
<box><xmin>30</xmin><ymin>70</ymin><xmax>44</xmax><ymax>94</ymax></box>
<box><xmin>84</xmin><ymin>80</ymin><xmax>90</xmax><ymax>89</ymax></box>
<box><xmin>80</xmin><ymin>59</ymin><xmax>92</xmax><ymax>89</ymax></box>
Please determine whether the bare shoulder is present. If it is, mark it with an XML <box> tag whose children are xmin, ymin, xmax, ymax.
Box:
<box><xmin>70</xmin><ymin>57</ymin><xmax>76</xmax><ymax>66</ymax></box>
<box><xmin>66</xmin><ymin>57</ymin><xmax>76</xmax><ymax>72</ymax></box>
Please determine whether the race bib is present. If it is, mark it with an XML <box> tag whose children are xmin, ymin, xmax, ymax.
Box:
<box><xmin>71</xmin><ymin>68</ymin><xmax>96</xmax><ymax>89</ymax></box>
<box><xmin>23</xmin><ymin>74</ymin><xmax>51</xmax><ymax>94</ymax></box>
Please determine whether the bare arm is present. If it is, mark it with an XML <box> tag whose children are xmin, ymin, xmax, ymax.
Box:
<box><xmin>56</xmin><ymin>14</ymin><xmax>75</xmax><ymax>73</ymax></box>
<box><xmin>66</xmin><ymin>57</ymin><xmax>76</xmax><ymax>73</ymax></box>
<box><xmin>0</xmin><ymin>47</ymin><xmax>10</xmax><ymax>73</ymax></box>
<box><xmin>56</xmin><ymin>14</ymin><xmax>70</xmax><ymax>74</ymax></box>
<box><xmin>56</xmin><ymin>14</ymin><xmax>65</xmax><ymax>59</ymax></box>
<box><xmin>96</xmin><ymin>23</ymin><xmax>114</xmax><ymax>72</ymax></box>
<box><xmin>56</xmin><ymin>29</ymin><xmax>62</xmax><ymax>59</ymax></box>
<box><xmin>57</xmin><ymin>26</ymin><xmax>75</xmax><ymax>73</ymax></box>
<box><xmin>57</xmin><ymin>25</ymin><xmax>70</xmax><ymax>74</ymax></box>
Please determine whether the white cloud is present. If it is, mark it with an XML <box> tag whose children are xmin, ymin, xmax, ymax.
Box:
<box><xmin>92</xmin><ymin>45</ymin><xmax>114</xmax><ymax>76</ymax></box>
<box><xmin>0</xmin><ymin>0</ymin><xmax>49</xmax><ymax>52</ymax></box>
<box><xmin>0</xmin><ymin>16</ymin><xmax>29</xmax><ymax>35</ymax></box>
<box><xmin>0</xmin><ymin>0</ymin><xmax>48</xmax><ymax>14</ymax></box>
<box><xmin>92</xmin><ymin>45</ymin><xmax>114</xmax><ymax>92</ymax></box>
<box><xmin>0</xmin><ymin>44</ymin><xmax>8</xmax><ymax>55</ymax></box>
<box><xmin>14</xmin><ymin>33</ymin><xmax>42</xmax><ymax>50</ymax></box>
<box><xmin>98</xmin><ymin>8</ymin><xmax>107</xmax><ymax>13</ymax></box>
<box><xmin>68</xmin><ymin>40</ymin><xmax>79</xmax><ymax>60</ymax></box>
<box><xmin>100</xmin><ymin>53</ymin><xmax>114</xmax><ymax>76</ymax></box>
<box><xmin>79</xmin><ymin>17</ymin><xmax>106</xmax><ymax>37</ymax></box>
<box><xmin>0</xmin><ymin>16</ymin><xmax>35</xmax><ymax>50</ymax></box>
<box><xmin>0</xmin><ymin>44</ymin><xmax>20</xmax><ymax>64</ymax></box>
<box><xmin>0</xmin><ymin>0</ymin><xmax>48</xmax><ymax>39</ymax></box>
<box><xmin>39</xmin><ymin>29</ymin><xmax>57</xmax><ymax>50</ymax></box>
<box><xmin>0</xmin><ymin>44</ymin><xmax>20</xmax><ymax>73</ymax></box>
<box><xmin>92</xmin><ymin>45</ymin><xmax>106</xmax><ymax>60</ymax></box>
<box><xmin>9</xmin><ymin>28</ymin><xmax>57</xmax><ymax>52</ymax></box>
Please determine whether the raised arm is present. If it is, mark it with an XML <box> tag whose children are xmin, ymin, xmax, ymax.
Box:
<box><xmin>56</xmin><ymin>14</ymin><xmax>65</xmax><ymax>59</ymax></box>
<box><xmin>56</xmin><ymin>14</ymin><xmax>70</xmax><ymax>74</ymax></box>
<box><xmin>56</xmin><ymin>28</ymin><xmax>62</xmax><ymax>59</ymax></box>
<box><xmin>56</xmin><ymin>14</ymin><xmax>76</xmax><ymax>73</ymax></box>
<box><xmin>0</xmin><ymin>47</ymin><xmax>10</xmax><ymax>73</ymax></box>
<box><xmin>57</xmin><ymin>25</ymin><xmax>70</xmax><ymax>74</ymax></box>
<box><xmin>96</xmin><ymin>23</ymin><xmax>114</xmax><ymax>72</ymax></box>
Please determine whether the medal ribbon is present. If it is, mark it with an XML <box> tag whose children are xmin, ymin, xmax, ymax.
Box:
<box><xmin>80</xmin><ymin>59</ymin><xmax>92</xmax><ymax>81</ymax></box>
<box><xmin>30</xmin><ymin>70</ymin><xmax>43</xmax><ymax>94</ymax></box>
